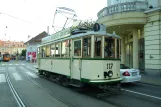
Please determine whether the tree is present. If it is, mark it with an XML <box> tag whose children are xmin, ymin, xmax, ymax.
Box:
<box><xmin>71</xmin><ymin>20</ymin><xmax>95</xmax><ymax>31</ymax></box>
<box><xmin>21</xmin><ymin>49</ymin><xmax>26</xmax><ymax>56</ymax></box>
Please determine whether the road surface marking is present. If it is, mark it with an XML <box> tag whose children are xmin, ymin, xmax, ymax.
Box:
<box><xmin>21</xmin><ymin>64</ymin><xmax>25</xmax><ymax>65</ymax></box>
<box><xmin>12</xmin><ymin>73</ymin><xmax>22</xmax><ymax>80</ymax></box>
<box><xmin>9</xmin><ymin>64</ymin><xmax>12</xmax><ymax>65</ymax></box>
<box><xmin>26</xmin><ymin>72</ymin><xmax>38</xmax><ymax>78</ymax></box>
<box><xmin>15</xmin><ymin>64</ymin><xmax>18</xmax><ymax>65</ymax></box>
<box><xmin>2</xmin><ymin>64</ymin><xmax>5</xmax><ymax>66</ymax></box>
<box><xmin>122</xmin><ymin>89</ymin><xmax>161</xmax><ymax>100</ymax></box>
<box><xmin>0</xmin><ymin>74</ymin><xmax>6</xmax><ymax>83</ymax></box>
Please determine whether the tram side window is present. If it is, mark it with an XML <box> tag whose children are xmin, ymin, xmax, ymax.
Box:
<box><xmin>51</xmin><ymin>44</ymin><xmax>55</xmax><ymax>57</ymax></box>
<box><xmin>55</xmin><ymin>43</ymin><xmax>61</xmax><ymax>57</ymax></box>
<box><xmin>69</xmin><ymin>40</ymin><xmax>71</xmax><ymax>57</ymax></box>
<box><xmin>74</xmin><ymin>40</ymin><xmax>81</xmax><ymax>56</ymax></box>
<box><xmin>117</xmin><ymin>39</ymin><xmax>120</xmax><ymax>58</ymax></box>
<box><xmin>37</xmin><ymin>47</ymin><xmax>40</xmax><ymax>58</ymax></box>
<box><xmin>42</xmin><ymin>46</ymin><xmax>46</xmax><ymax>57</ymax></box>
<box><xmin>46</xmin><ymin>45</ymin><xmax>51</xmax><ymax>57</ymax></box>
<box><xmin>95</xmin><ymin>37</ymin><xmax>102</xmax><ymax>57</ymax></box>
<box><xmin>83</xmin><ymin>37</ymin><xmax>91</xmax><ymax>57</ymax></box>
<box><xmin>61</xmin><ymin>41</ymin><xmax>68</xmax><ymax>58</ymax></box>
<box><xmin>104</xmin><ymin>37</ymin><xmax>115</xmax><ymax>58</ymax></box>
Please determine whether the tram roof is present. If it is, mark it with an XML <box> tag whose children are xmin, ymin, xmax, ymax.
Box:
<box><xmin>38</xmin><ymin>30</ymin><xmax>121</xmax><ymax>47</ymax></box>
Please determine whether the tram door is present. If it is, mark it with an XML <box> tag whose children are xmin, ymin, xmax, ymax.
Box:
<box><xmin>37</xmin><ymin>47</ymin><xmax>41</xmax><ymax>68</ymax></box>
<box><xmin>70</xmin><ymin>39</ymin><xmax>82</xmax><ymax>80</ymax></box>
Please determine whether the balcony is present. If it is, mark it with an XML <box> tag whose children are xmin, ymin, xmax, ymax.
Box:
<box><xmin>97</xmin><ymin>1</ymin><xmax>148</xmax><ymax>19</ymax></box>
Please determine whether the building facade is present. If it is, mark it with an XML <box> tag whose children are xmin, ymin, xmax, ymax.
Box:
<box><xmin>97</xmin><ymin>0</ymin><xmax>161</xmax><ymax>76</ymax></box>
<box><xmin>0</xmin><ymin>40</ymin><xmax>26</xmax><ymax>55</ymax></box>
<box><xmin>25</xmin><ymin>31</ymin><xmax>48</xmax><ymax>61</ymax></box>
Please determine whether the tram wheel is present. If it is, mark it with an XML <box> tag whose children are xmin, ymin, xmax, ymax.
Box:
<box><xmin>38</xmin><ymin>70</ymin><xmax>43</xmax><ymax>75</ymax></box>
<box><xmin>62</xmin><ymin>78</ymin><xmax>70</xmax><ymax>87</ymax></box>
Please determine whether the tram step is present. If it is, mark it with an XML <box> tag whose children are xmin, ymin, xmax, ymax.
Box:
<box><xmin>69</xmin><ymin>83</ymin><xmax>82</xmax><ymax>87</ymax></box>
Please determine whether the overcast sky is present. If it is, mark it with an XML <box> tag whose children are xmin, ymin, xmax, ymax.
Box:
<box><xmin>0</xmin><ymin>0</ymin><xmax>106</xmax><ymax>42</ymax></box>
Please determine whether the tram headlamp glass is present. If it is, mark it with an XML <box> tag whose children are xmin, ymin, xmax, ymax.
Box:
<box><xmin>107</xmin><ymin>70</ymin><xmax>113</xmax><ymax>77</ymax></box>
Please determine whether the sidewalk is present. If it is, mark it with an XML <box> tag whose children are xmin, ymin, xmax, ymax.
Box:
<box><xmin>140</xmin><ymin>73</ymin><xmax>161</xmax><ymax>86</ymax></box>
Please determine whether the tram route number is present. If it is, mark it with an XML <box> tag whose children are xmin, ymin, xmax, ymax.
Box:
<box><xmin>107</xmin><ymin>63</ymin><xmax>113</xmax><ymax>69</ymax></box>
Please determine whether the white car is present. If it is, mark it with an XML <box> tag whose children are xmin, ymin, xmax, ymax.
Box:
<box><xmin>120</xmin><ymin>64</ymin><xmax>141</xmax><ymax>83</ymax></box>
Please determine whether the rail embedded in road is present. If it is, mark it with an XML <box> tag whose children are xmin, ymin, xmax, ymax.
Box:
<box><xmin>6</xmin><ymin>70</ymin><xmax>26</xmax><ymax>107</ymax></box>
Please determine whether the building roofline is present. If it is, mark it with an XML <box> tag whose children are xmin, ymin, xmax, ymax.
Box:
<box><xmin>144</xmin><ymin>6</ymin><xmax>161</xmax><ymax>14</ymax></box>
<box><xmin>25</xmin><ymin>31</ymin><xmax>48</xmax><ymax>44</ymax></box>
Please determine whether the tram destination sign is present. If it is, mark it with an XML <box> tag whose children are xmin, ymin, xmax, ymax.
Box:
<box><xmin>42</xmin><ymin>27</ymin><xmax>71</xmax><ymax>44</ymax></box>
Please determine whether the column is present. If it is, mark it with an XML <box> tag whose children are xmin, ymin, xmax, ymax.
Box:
<box><xmin>121</xmin><ymin>35</ymin><xmax>125</xmax><ymax>64</ymax></box>
<box><xmin>133</xmin><ymin>29</ymin><xmax>139</xmax><ymax>69</ymax></box>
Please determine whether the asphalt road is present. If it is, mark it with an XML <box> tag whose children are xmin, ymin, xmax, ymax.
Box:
<box><xmin>0</xmin><ymin>60</ymin><xmax>161</xmax><ymax>107</ymax></box>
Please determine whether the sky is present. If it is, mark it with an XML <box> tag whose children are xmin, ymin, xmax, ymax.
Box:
<box><xmin>0</xmin><ymin>0</ymin><xmax>107</xmax><ymax>42</ymax></box>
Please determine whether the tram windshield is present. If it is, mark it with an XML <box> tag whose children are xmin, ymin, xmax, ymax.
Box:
<box><xmin>3</xmin><ymin>54</ymin><xmax>10</xmax><ymax>58</ymax></box>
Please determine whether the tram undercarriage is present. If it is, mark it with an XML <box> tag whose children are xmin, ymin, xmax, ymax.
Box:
<box><xmin>38</xmin><ymin>70</ymin><xmax>122</xmax><ymax>92</ymax></box>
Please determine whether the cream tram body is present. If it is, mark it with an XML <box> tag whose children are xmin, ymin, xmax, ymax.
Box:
<box><xmin>37</xmin><ymin>28</ymin><xmax>122</xmax><ymax>87</ymax></box>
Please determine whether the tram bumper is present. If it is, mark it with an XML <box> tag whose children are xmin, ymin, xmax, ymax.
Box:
<box><xmin>89</xmin><ymin>78</ymin><xmax>122</xmax><ymax>84</ymax></box>
<box><xmin>87</xmin><ymin>78</ymin><xmax>122</xmax><ymax>91</ymax></box>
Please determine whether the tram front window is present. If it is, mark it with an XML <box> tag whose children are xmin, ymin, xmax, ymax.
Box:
<box><xmin>104</xmin><ymin>37</ymin><xmax>115</xmax><ymax>58</ymax></box>
<box><xmin>95</xmin><ymin>37</ymin><xmax>101</xmax><ymax>57</ymax></box>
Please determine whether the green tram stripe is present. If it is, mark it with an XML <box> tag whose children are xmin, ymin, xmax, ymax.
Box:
<box><xmin>39</xmin><ymin>57</ymin><xmax>120</xmax><ymax>60</ymax></box>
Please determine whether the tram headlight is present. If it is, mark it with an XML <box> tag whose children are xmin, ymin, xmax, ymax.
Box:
<box><xmin>104</xmin><ymin>70</ymin><xmax>113</xmax><ymax>78</ymax></box>
<box><xmin>107</xmin><ymin>70</ymin><xmax>113</xmax><ymax>77</ymax></box>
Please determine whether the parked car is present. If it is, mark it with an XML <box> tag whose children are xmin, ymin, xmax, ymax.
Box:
<box><xmin>120</xmin><ymin>64</ymin><xmax>141</xmax><ymax>83</ymax></box>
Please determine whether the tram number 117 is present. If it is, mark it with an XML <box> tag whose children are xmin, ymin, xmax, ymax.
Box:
<box><xmin>107</xmin><ymin>63</ymin><xmax>113</xmax><ymax>69</ymax></box>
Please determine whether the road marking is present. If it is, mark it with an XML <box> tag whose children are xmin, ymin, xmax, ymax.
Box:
<box><xmin>2</xmin><ymin>64</ymin><xmax>5</xmax><ymax>66</ymax></box>
<box><xmin>0</xmin><ymin>74</ymin><xmax>6</xmax><ymax>83</ymax></box>
<box><xmin>26</xmin><ymin>72</ymin><xmax>38</xmax><ymax>78</ymax></box>
<box><xmin>21</xmin><ymin>64</ymin><xmax>25</xmax><ymax>65</ymax></box>
<box><xmin>15</xmin><ymin>64</ymin><xmax>18</xmax><ymax>65</ymax></box>
<box><xmin>9</xmin><ymin>64</ymin><xmax>12</xmax><ymax>65</ymax></box>
<box><xmin>12</xmin><ymin>73</ymin><xmax>22</xmax><ymax>80</ymax></box>
<box><xmin>122</xmin><ymin>89</ymin><xmax>161</xmax><ymax>100</ymax></box>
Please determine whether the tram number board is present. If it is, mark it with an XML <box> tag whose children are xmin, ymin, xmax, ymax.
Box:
<box><xmin>107</xmin><ymin>63</ymin><xmax>113</xmax><ymax>69</ymax></box>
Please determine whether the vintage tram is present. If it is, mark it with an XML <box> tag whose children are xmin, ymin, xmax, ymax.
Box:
<box><xmin>37</xmin><ymin>23</ymin><xmax>122</xmax><ymax>90</ymax></box>
<box><xmin>3</xmin><ymin>53</ymin><xmax>10</xmax><ymax>62</ymax></box>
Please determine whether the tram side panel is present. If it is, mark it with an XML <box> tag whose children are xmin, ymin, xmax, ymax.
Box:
<box><xmin>40</xmin><ymin>59</ymin><xmax>52</xmax><ymax>71</ymax></box>
<box><xmin>39</xmin><ymin>59</ymin><xmax>70</xmax><ymax>77</ymax></box>
<box><xmin>81</xmin><ymin>60</ymin><xmax>104</xmax><ymax>80</ymax></box>
<box><xmin>81</xmin><ymin>60</ymin><xmax>120</xmax><ymax>81</ymax></box>
<box><xmin>54</xmin><ymin>59</ymin><xmax>70</xmax><ymax>76</ymax></box>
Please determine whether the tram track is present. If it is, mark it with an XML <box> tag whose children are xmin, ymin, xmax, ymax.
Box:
<box><xmin>5</xmin><ymin>65</ymin><xmax>26</xmax><ymax>107</ymax></box>
<box><xmin>22</xmin><ymin>66</ymin><xmax>126</xmax><ymax>107</ymax></box>
<box><xmin>16</xmin><ymin>66</ymin><xmax>76</xmax><ymax>107</ymax></box>
<box><xmin>22</xmin><ymin>65</ymin><xmax>161</xmax><ymax>107</ymax></box>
